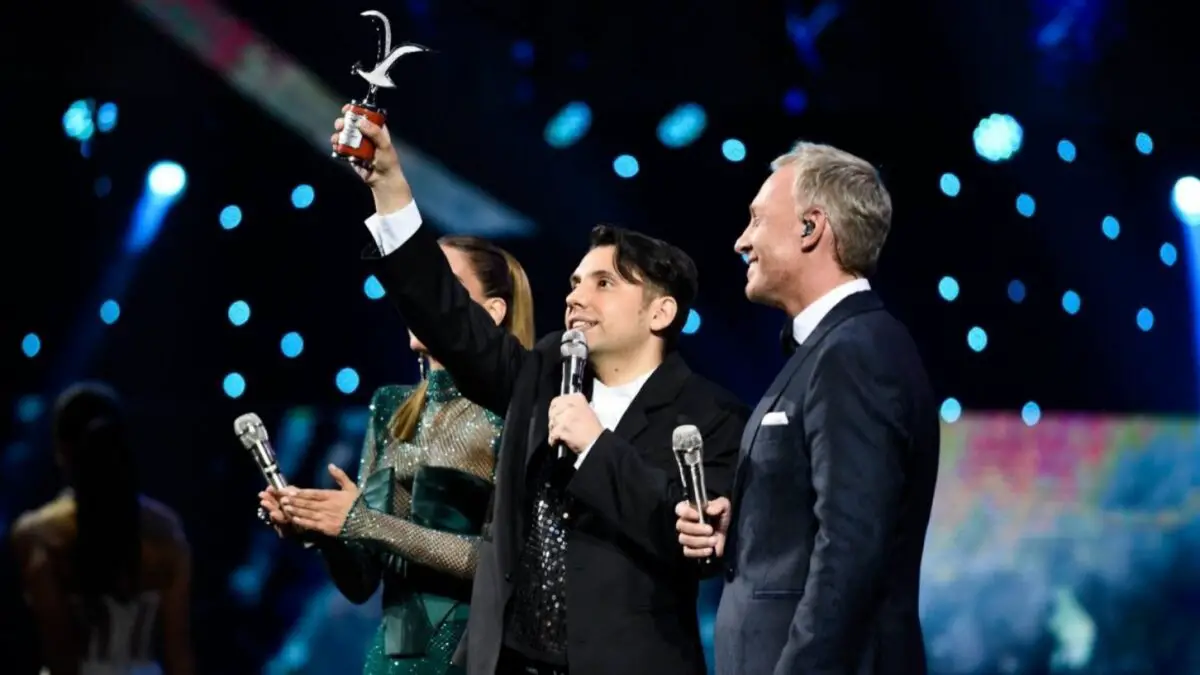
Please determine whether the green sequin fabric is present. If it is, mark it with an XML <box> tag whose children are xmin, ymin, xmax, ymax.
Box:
<box><xmin>335</xmin><ymin>369</ymin><xmax>502</xmax><ymax>675</ymax></box>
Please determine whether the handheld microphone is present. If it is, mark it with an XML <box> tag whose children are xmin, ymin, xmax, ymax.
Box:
<box><xmin>558</xmin><ymin>329</ymin><xmax>588</xmax><ymax>460</ymax></box>
<box><xmin>672</xmin><ymin>424</ymin><xmax>719</xmax><ymax>569</ymax></box>
<box><xmin>235</xmin><ymin>413</ymin><xmax>303</xmax><ymax>542</ymax></box>
<box><xmin>235</xmin><ymin>412</ymin><xmax>289</xmax><ymax>491</ymax></box>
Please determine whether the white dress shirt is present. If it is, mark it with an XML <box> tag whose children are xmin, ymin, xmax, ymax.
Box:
<box><xmin>362</xmin><ymin>200</ymin><xmax>654</xmax><ymax>469</ymax></box>
<box><xmin>791</xmin><ymin>278</ymin><xmax>872</xmax><ymax>345</ymax></box>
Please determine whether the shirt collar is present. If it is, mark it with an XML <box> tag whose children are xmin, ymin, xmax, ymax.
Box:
<box><xmin>791</xmin><ymin>278</ymin><xmax>872</xmax><ymax>345</ymax></box>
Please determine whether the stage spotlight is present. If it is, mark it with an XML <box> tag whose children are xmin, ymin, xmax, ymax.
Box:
<box><xmin>1160</xmin><ymin>243</ymin><xmax>1177</xmax><ymax>267</ymax></box>
<box><xmin>1136</xmin><ymin>308</ymin><xmax>1154</xmax><ymax>332</ymax></box>
<box><xmin>1171</xmin><ymin>176</ymin><xmax>1200</xmax><ymax>227</ymax></box>
<box><xmin>721</xmin><ymin>139</ymin><xmax>746</xmax><ymax>162</ymax></box>
<box><xmin>147</xmin><ymin>162</ymin><xmax>187</xmax><ymax>198</ymax></box>
<box><xmin>22</xmin><ymin>333</ymin><xmax>41</xmax><ymax>358</ymax></box>
<box><xmin>973</xmin><ymin>113</ymin><xmax>1023</xmax><ymax>162</ymax></box>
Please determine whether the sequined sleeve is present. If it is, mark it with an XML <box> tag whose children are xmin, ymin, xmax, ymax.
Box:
<box><xmin>340</xmin><ymin>406</ymin><xmax>501</xmax><ymax>580</ymax></box>
<box><xmin>317</xmin><ymin>390</ymin><xmax>400</xmax><ymax>603</ymax></box>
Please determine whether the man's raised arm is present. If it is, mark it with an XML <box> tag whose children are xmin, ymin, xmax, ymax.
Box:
<box><xmin>339</xmin><ymin>114</ymin><xmax>530</xmax><ymax>416</ymax></box>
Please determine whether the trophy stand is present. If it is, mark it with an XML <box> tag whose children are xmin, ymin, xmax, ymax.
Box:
<box><xmin>331</xmin><ymin>10</ymin><xmax>428</xmax><ymax>169</ymax></box>
<box><xmin>332</xmin><ymin>86</ymin><xmax>387</xmax><ymax>169</ymax></box>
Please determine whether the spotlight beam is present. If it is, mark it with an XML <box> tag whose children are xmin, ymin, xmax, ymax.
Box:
<box><xmin>124</xmin><ymin>0</ymin><xmax>534</xmax><ymax>237</ymax></box>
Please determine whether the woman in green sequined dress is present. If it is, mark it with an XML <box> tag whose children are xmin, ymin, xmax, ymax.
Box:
<box><xmin>260</xmin><ymin>236</ymin><xmax>535</xmax><ymax>675</ymax></box>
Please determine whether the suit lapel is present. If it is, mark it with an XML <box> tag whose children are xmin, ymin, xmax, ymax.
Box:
<box><xmin>612</xmin><ymin>352</ymin><xmax>690</xmax><ymax>443</ymax></box>
<box><xmin>735</xmin><ymin>291</ymin><xmax>885</xmax><ymax>470</ymax></box>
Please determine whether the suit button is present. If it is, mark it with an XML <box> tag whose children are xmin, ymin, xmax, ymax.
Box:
<box><xmin>504</xmin><ymin>573</ymin><xmax>512</xmax><ymax>582</ymax></box>
<box><xmin>725</xmin><ymin>566</ymin><xmax>736</xmax><ymax>581</ymax></box>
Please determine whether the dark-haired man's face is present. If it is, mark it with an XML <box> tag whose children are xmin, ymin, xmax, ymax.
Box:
<box><xmin>565</xmin><ymin>245</ymin><xmax>675</xmax><ymax>358</ymax></box>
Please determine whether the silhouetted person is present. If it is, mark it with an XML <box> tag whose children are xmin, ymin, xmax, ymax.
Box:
<box><xmin>11</xmin><ymin>383</ymin><xmax>194</xmax><ymax>675</ymax></box>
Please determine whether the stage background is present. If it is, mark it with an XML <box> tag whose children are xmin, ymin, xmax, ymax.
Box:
<box><xmin>3</xmin><ymin>0</ymin><xmax>1200</xmax><ymax>673</ymax></box>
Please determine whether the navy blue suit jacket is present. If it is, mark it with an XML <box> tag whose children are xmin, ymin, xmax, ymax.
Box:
<box><xmin>715</xmin><ymin>290</ymin><xmax>939</xmax><ymax>675</ymax></box>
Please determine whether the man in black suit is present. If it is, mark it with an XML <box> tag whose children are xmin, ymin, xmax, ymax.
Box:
<box><xmin>677</xmin><ymin>142</ymin><xmax>939</xmax><ymax>675</ymax></box>
<box><xmin>340</xmin><ymin>117</ymin><xmax>747</xmax><ymax>675</ymax></box>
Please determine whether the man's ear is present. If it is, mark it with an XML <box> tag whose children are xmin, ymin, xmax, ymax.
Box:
<box><xmin>648</xmin><ymin>295</ymin><xmax>678</xmax><ymax>333</ymax></box>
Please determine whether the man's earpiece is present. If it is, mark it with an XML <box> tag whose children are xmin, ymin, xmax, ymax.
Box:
<box><xmin>802</xmin><ymin>219</ymin><xmax>815</xmax><ymax>237</ymax></box>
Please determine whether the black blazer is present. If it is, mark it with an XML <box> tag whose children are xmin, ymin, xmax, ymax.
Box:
<box><xmin>715</xmin><ymin>291</ymin><xmax>939</xmax><ymax>675</ymax></box>
<box><xmin>367</xmin><ymin>224</ymin><xmax>748</xmax><ymax>675</ymax></box>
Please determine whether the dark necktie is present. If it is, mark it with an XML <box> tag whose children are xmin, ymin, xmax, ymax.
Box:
<box><xmin>780</xmin><ymin>322</ymin><xmax>797</xmax><ymax>357</ymax></box>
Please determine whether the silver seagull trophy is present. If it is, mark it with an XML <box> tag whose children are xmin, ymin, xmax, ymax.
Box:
<box><xmin>352</xmin><ymin>11</ymin><xmax>429</xmax><ymax>100</ymax></box>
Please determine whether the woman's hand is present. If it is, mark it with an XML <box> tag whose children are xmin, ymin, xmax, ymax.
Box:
<box><xmin>280</xmin><ymin>464</ymin><xmax>361</xmax><ymax>537</ymax></box>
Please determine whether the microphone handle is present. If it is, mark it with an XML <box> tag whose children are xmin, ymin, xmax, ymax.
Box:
<box><xmin>685</xmin><ymin>464</ymin><xmax>720</xmax><ymax>570</ymax></box>
<box><xmin>557</xmin><ymin>355</ymin><xmax>586</xmax><ymax>460</ymax></box>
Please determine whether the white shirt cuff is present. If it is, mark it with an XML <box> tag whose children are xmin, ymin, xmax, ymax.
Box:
<box><xmin>363</xmin><ymin>200</ymin><xmax>423</xmax><ymax>256</ymax></box>
<box><xmin>574</xmin><ymin>439</ymin><xmax>597</xmax><ymax>469</ymax></box>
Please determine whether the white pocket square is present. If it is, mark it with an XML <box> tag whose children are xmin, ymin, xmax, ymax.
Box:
<box><xmin>762</xmin><ymin>411</ymin><xmax>789</xmax><ymax>426</ymax></box>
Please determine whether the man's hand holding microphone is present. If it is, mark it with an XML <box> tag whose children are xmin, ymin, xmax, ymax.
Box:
<box><xmin>675</xmin><ymin>497</ymin><xmax>732</xmax><ymax>559</ymax></box>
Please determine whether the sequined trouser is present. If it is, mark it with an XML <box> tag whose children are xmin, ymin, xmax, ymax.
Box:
<box><xmin>361</xmin><ymin>618</ymin><xmax>467</xmax><ymax>675</ymax></box>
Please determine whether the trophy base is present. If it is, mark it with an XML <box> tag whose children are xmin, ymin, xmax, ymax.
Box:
<box><xmin>332</xmin><ymin>99</ymin><xmax>388</xmax><ymax>167</ymax></box>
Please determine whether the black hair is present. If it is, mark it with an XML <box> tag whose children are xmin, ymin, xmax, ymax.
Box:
<box><xmin>53</xmin><ymin>383</ymin><xmax>140</xmax><ymax>600</ymax></box>
<box><xmin>589</xmin><ymin>224</ymin><xmax>699</xmax><ymax>350</ymax></box>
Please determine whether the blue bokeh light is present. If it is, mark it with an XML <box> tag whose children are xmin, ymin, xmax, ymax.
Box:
<box><xmin>1135</xmin><ymin>132</ymin><xmax>1153</xmax><ymax>155</ymax></box>
<box><xmin>1136</xmin><ymin>308</ymin><xmax>1154</xmax><ymax>332</ymax></box>
<box><xmin>1160</xmin><ymin>243</ymin><xmax>1177</xmax><ymax>267</ymax></box>
<box><xmin>1062</xmin><ymin>290</ymin><xmax>1081</xmax><ymax>315</ymax></box>
<box><xmin>682</xmin><ymin>309</ymin><xmax>702</xmax><ymax>335</ymax></box>
<box><xmin>939</xmin><ymin>173</ymin><xmax>961</xmax><ymax>197</ymax></box>
<box><xmin>1101</xmin><ymin>215</ymin><xmax>1120</xmax><ymax>240</ymax></box>
<box><xmin>336</xmin><ymin>367</ymin><xmax>361</xmax><ymax>394</ymax></box>
<box><xmin>21</xmin><ymin>333</ymin><xmax>41</xmax><ymax>358</ymax></box>
<box><xmin>721</xmin><ymin>139</ymin><xmax>746</xmax><ymax>163</ymax></box>
<box><xmin>1016</xmin><ymin>193</ymin><xmax>1036</xmax><ymax>217</ymax></box>
<box><xmin>281</xmin><ymin>332</ymin><xmax>304</xmax><ymax>358</ymax></box>
<box><xmin>938</xmin><ymin>276</ymin><xmax>960</xmax><ymax>302</ymax></box>
<box><xmin>99</xmin><ymin>299</ymin><xmax>121</xmax><ymax>325</ymax></box>
<box><xmin>223</xmin><ymin>372</ymin><xmax>246</xmax><ymax>399</ymax></box>
<box><xmin>291</xmin><ymin>184</ymin><xmax>315</xmax><ymax>209</ymax></box>
<box><xmin>967</xmin><ymin>326</ymin><xmax>988</xmax><ymax>352</ymax></box>
<box><xmin>940</xmin><ymin>398</ymin><xmax>962</xmax><ymax>424</ymax></box>
<box><xmin>228</xmin><ymin>300</ymin><xmax>251</xmax><ymax>326</ymax></box>
<box><xmin>613</xmin><ymin>155</ymin><xmax>640</xmax><ymax>179</ymax></box>
<box><xmin>220</xmin><ymin>205</ymin><xmax>243</xmax><ymax>230</ymax></box>
<box><xmin>1007</xmin><ymin>279</ymin><xmax>1027</xmax><ymax>304</ymax></box>
<box><xmin>364</xmin><ymin>275</ymin><xmax>386</xmax><ymax>300</ymax></box>
<box><xmin>1056</xmin><ymin>139</ymin><xmax>1076</xmax><ymax>163</ymax></box>
<box><xmin>1021</xmin><ymin>401</ymin><xmax>1041</xmax><ymax>426</ymax></box>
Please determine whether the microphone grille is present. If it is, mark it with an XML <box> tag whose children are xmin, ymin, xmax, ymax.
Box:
<box><xmin>233</xmin><ymin>413</ymin><xmax>266</xmax><ymax>447</ymax></box>
<box><xmin>560</xmin><ymin>329</ymin><xmax>588</xmax><ymax>358</ymax></box>
<box><xmin>672</xmin><ymin>424</ymin><xmax>702</xmax><ymax>451</ymax></box>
